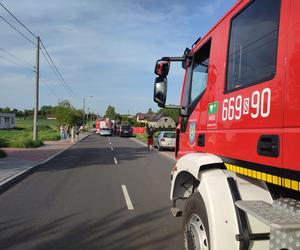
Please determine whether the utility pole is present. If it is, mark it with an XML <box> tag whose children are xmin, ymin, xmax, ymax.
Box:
<box><xmin>83</xmin><ymin>96</ymin><xmax>85</xmax><ymax>125</ymax></box>
<box><xmin>33</xmin><ymin>36</ymin><xmax>40</xmax><ymax>142</ymax></box>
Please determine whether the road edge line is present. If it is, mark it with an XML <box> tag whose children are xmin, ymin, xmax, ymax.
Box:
<box><xmin>0</xmin><ymin>133</ymin><xmax>92</xmax><ymax>193</ymax></box>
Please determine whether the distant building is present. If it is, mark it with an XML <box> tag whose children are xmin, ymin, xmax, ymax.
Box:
<box><xmin>134</xmin><ymin>113</ymin><xmax>155</xmax><ymax>124</ymax></box>
<box><xmin>0</xmin><ymin>113</ymin><xmax>16</xmax><ymax>129</ymax></box>
<box><xmin>46</xmin><ymin>115</ymin><xmax>56</xmax><ymax>120</ymax></box>
<box><xmin>148</xmin><ymin>114</ymin><xmax>175</xmax><ymax>128</ymax></box>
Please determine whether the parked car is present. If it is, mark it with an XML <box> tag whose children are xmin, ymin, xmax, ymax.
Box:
<box><xmin>100</xmin><ymin>128</ymin><xmax>112</xmax><ymax>136</ymax></box>
<box><xmin>154</xmin><ymin>131</ymin><xmax>176</xmax><ymax>151</ymax></box>
<box><xmin>119</xmin><ymin>124</ymin><xmax>132</xmax><ymax>137</ymax></box>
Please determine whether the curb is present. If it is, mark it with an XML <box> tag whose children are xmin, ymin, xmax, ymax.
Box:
<box><xmin>129</xmin><ymin>137</ymin><xmax>176</xmax><ymax>162</ymax></box>
<box><xmin>0</xmin><ymin>133</ymin><xmax>92</xmax><ymax>194</ymax></box>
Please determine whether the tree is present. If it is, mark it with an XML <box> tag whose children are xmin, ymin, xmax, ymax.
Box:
<box><xmin>105</xmin><ymin>105</ymin><xmax>116</xmax><ymax>120</ymax></box>
<box><xmin>54</xmin><ymin>100</ymin><xmax>83</xmax><ymax>126</ymax></box>
<box><xmin>147</xmin><ymin>108</ymin><xmax>154</xmax><ymax>114</ymax></box>
<box><xmin>40</xmin><ymin>105</ymin><xmax>54</xmax><ymax>116</ymax></box>
<box><xmin>157</xmin><ymin>108</ymin><xmax>179</xmax><ymax>124</ymax></box>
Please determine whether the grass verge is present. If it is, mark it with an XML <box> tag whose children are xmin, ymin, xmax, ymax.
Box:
<box><xmin>0</xmin><ymin>118</ymin><xmax>59</xmax><ymax>148</ymax></box>
<box><xmin>134</xmin><ymin>134</ymin><xmax>147</xmax><ymax>144</ymax></box>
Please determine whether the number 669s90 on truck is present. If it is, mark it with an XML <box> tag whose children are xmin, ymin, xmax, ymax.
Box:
<box><xmin>153</xmin><ymin>0</ymin><xmax>300</xmax><ymax>249</ymax></box>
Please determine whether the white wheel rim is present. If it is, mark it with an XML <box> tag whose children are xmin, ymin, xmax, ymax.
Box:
<box><xmin>184</xmin><ymin>213</ymin><xmax>209</xmax><ymax>250</ymax></box>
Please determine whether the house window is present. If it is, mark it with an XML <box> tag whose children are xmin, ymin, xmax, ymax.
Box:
<box><xmin>226</xmin><ymin>0</ymin><xmax>281</xmax><ymax>91</ymax></box>
<box><xmin>11</xmin><ymin>118</ymin><xmax>15</xmax><ymax>124</ymax></box>
<box><xmin>4</xmin><ymin>117</ymin><xmax>9</xmax><ymax>122</ymax></box>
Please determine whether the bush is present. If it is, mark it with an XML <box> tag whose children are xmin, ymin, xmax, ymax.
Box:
<box><xmin>6</xmin><ymin>137</ymin><xmax>44</xmax><ymax>148</ymax></box>
<box><xmin>40</xmin><ymin>133</ymin><xmax>60</xmax><ymax>141</ymax></box>
<box><xmin>0</xmin><ymin>149</ymin><xmax>7</xmax><ymax>158</ymax></box>
<box><xmin>0</xmin><ymin>139</ymin><xmax>8</xmax><ymax>147</ymax></box>
<box><xmin>23</xmin><ymin>139</ymin><xmax>44</xmax><ymax>148</ymax></box>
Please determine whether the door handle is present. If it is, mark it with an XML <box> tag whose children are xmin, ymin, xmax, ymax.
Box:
<box><xmin>198</xmin><ymin>133</ymin><xmax>205</xmax><ymax>147</ymax></box>
<box><xmin>257</xmin><ymin>135</ymin><xmax>279</xmax><ymax>157</ymax></box>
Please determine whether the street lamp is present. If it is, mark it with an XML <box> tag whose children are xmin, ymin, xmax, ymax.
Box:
<box><xmin>83</xmin><ymin>96</ymin><xmax>93</xmax><ymax>124</ymax></box>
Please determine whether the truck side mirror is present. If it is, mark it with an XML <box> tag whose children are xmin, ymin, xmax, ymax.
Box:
<box><xmin>182</xmin><ymin>48</ymin><xmax>191</xmax><ymax>69</ymax></box>
<box><xmin>154</xmin><ymin>76</ymin><xmax>167</xmax><ymax>107</ymax></box>
<box><xmin>180</xmin><ymin>107</ymin><xmax>188</xmax><ymax>117</ymax></box>
<box><xmin>154</xmin><ymin>60</ymin><xmax>170</xmax><ymax>77</ymax></box>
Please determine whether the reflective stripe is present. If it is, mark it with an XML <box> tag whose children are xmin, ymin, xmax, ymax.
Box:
<box><xmin>224</xmin><ymin>163</ymin><xmax>300</xmax><ymax>192</ymax></box>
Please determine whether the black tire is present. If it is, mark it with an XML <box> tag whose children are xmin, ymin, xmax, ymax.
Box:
<box><xmin>183</xmin><ymin>193</ymin><xmax>210</xmax><ymax>250</ymax></box>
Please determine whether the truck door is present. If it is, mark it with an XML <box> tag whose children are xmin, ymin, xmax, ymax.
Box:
<box><xmin>282</xmin><ymin>0</ymin><xmax>300</xmax><ymax>190</ymax></box>
<box><xmin>178</xmin><ymin>40</ymin><xmax>211</xmax><ymax>157</ymax></box>
<box><xmin>208</xmin><ymin>0</ymin><xmax>288</xmax><ymax>172</ymax></box>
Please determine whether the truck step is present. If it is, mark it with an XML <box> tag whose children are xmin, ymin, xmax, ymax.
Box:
<box><xmin>235</xmin><ymin>199</ymin><xmax>300</xmax><ymax>230</ymax></box>
<box><xmin>236</xmin><ymin>198</ymin><xmax>300</xmax><ymax>250</ymax></box>
<box><xmin>170</xmin><ymin>207</ymin><xmax>183</xmax><ymax>217</ymax></box>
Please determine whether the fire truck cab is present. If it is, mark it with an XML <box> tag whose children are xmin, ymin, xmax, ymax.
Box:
<box><xmin>153</xmin><ymin>0</ymin><xmax>300</xmax><ymax>249</ymax></box>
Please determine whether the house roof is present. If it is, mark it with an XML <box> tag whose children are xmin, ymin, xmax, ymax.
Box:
<box><xmin>150</xmin><ymin>113</ymin><xmax>174</xmax><ymax>122</ymax></box>
<box><xmin>135</xmin><ymin>113</ymin><xmax>155</xmax><ymax>121</ymax></box>
<box><xmin>0</xmin><ymin>112</ymin><xmax>16</xmax><ymax>117</ymax></box>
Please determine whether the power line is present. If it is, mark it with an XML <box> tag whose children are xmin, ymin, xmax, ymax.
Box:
<box><xmin>40</xmin><ymin>39</ymin><xmax>76</xmax><ymax>96</ymax></box>
<box><xmin>0</xmin><ymin>53</ymin><xmax>34</xmax><ymax>72</ymax></box>
<box><xmin>0</xmin><ymin>4</ymin><xmax>76</xmax><ymax>97</ymax></box>
<box><xmin>40</xmin><ymin>48</ymin><xmax>74</xmax><ymax>96</ymax></box>
<box><xmin>0</xmin><ymin>3</ymin><xmax>37</xmax><ymax>38</ymax></box>
<box><xmin>0</xmin><ymin>47</ymin><xmax>34</xmax><ymax>68</ymax></box>
<box><xmin>0</xmin><ymin>13</ymin><xmax>36</xmax><ymax>46</ymax></box>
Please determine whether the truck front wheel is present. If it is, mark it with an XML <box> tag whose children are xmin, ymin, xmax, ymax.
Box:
<box><xmin>183</xmin><ymin>193</ymin><xmax>210</xmax><ymax>250</ymax></box>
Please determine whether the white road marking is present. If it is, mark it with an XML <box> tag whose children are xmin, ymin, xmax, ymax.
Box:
<box><xmin>111</xmin><ymin>146</ymin><xmax>114</xmax><ymax>151</ymax></box>
<box><xmin>114</xmin><ymin>157</ymin><xmax>118</xmax><ymax>164</ymax></box>
<box><xmin>121</xmin><ymin>185</ymin><xmax>134</xmax><ymax>210</ymax></box>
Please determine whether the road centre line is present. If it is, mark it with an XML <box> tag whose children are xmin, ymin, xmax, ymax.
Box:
<box><xmin>121</xmin><ymin>185</ymin><xmax>134</xmax><ymax>210</ymax></box>
<box><xmin>111</xmin><ymin>146</ymin><xmax>114</xmax><ymax>151</ymax></box>
<box><xmin>114</xmin><ymin>157</ymin><xmax>118</xmax><ymax>165</ymax></box>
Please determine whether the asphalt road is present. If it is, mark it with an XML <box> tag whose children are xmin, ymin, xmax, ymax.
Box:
<box><xmin>0</xmin><ymin>134</ymin><xmax>183</xmax><ymax>250</ymax></box>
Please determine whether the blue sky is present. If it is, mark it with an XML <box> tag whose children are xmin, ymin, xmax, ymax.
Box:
<box><xmin>0</xmin><ymin>0</ymin><xmax>236</xmax><ymax>115</ymax></box>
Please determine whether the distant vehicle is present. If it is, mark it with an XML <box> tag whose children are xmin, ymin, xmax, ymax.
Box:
<box><xmin>100</xmin><ymin>128</ymin><xmax>112</xmax><ymax>136</ymax></box>
<box><xmin>154</xmin><ymin>131</ymin><xmax>176</xmax><ymax>151</ymax></box>
<box><xmin>119</xmin><ymin>124</ymin><xmax>132</xmax><ymax>137</ymax></box>
<box><xmin>95</xmin><ymin>119</ymin><xmax>100</xmax><ymax>134</ymax></box>
<box><xmin>99</xmin><ymin>118</ymin><xmax>112</xmax><ymax>136</ymax></box>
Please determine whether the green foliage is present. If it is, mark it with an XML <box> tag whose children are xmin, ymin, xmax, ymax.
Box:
<box><xmin>54</xmin><ymin>100</ymin><xmax>83</xmax><ymax>126</ymax></box>
<box><xmin>157</xmin><ymin>108</ymin><xmax>179</xmax><ymax>124</ymax></box>
<box><xmin>147</xmin><ymin>108</ymin><xmax>154</xmax><ymax>114</ymax></box>
<box><xmin>0</xmin><ymin>149</ymin><xmax>7</xmax><ymax>158</ymax></box>
<box><xmin>0</xmin><ymin>118</ymin><xmax>59</xmax><ymax>148</ymax></box>
<box><xmin>135</xmin><ymin>134</ymin><xmax>147</xmax><ymax>144</ymax></box>
<box><xmin>105</xmin><ymin>105</ymin><xmax>117</xmax><ymax>120</ymax></box>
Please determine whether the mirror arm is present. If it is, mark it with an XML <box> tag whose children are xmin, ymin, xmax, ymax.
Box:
<box><xmin>161</xmin><ymin>56</ymin><xmax>185</xmax><ymax>62</ymax></box>
<box><xmin>165</xmin><ymin>104</ymin><xmax>180</xmax><ymax>109</ymax></box>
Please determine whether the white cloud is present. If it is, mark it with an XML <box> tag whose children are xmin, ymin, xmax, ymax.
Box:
<box><xmin>0</xmin><ymin>0</ymin><xmax>235</xmax><ymax>114</ymax></box>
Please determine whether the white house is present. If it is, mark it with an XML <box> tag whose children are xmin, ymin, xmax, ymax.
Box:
<box><xmin>0</xmin><ymin>113</ymin><xmax>16</xmax><ymax>129</ymax></box>
<box><xmin>148</xmin><ymin>114</ymin><xmax>176</xmax><ymax>128</ymax></box>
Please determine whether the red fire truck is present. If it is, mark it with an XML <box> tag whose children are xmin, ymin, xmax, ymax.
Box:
<box><xmin>153</xmin><ymin>0</ymin><xmax>300</xmax><ymax>249</ymax></box>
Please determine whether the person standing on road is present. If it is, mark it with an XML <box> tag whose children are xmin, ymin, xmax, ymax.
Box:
<box><xmin>75</xmin><ymin>125</ymin><xmax>80</xmax><ymax>140</ymax></box>
<box><xmin>146</xmin><ymin>127</ymin><xmax>154</xmax><ymax>151</ymax></box>
<box><xmin>60</xmin><ymin>125</ymin><xmax>65</xmax><ymax>141</ymax></box>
